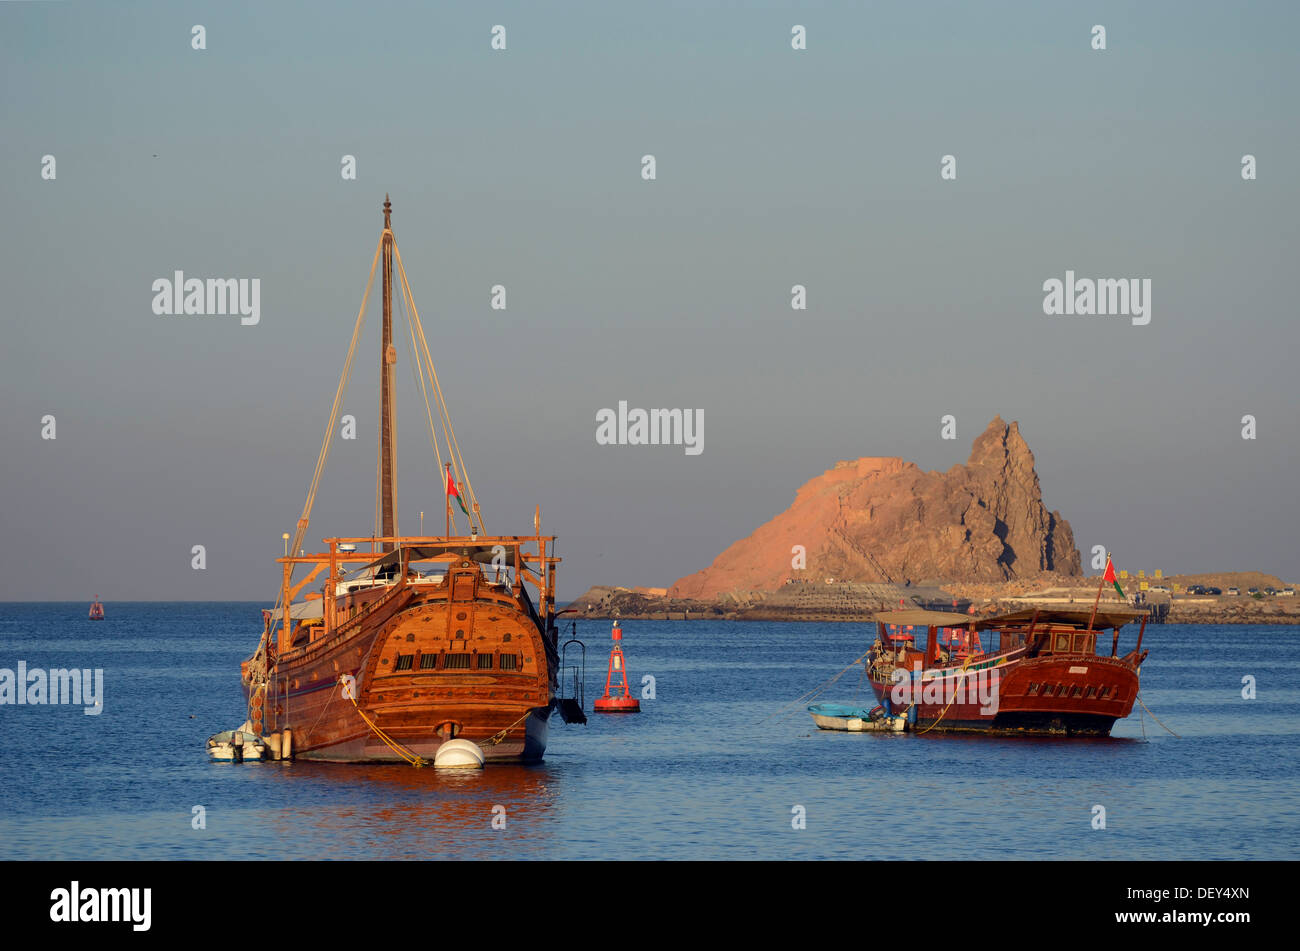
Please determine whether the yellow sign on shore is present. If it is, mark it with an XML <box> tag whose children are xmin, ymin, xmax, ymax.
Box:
<box><xmin>1155</xmin><ymin>569</ymin><xmax>1163</xmax><ymax>579</ymax></box>
<box><xmin>1120</xmin><ymin>570</ymin><xmax>1129</xmax><ymax>579</ymax></box>
<box><xmin>1138</xmin><ymin>570</ymin><xmax>1145</xmax><ymax>579</ymax></box>
<box><xmin>1140</xmin><ymin>581</ymin><xmax>1149</xmax><ymax>591</ymax></box>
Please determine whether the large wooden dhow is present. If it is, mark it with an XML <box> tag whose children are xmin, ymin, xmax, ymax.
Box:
<box><xmin>240</xmin><ymin>197</ymin><xmax>571</xmax><ymax>763</ymax></box>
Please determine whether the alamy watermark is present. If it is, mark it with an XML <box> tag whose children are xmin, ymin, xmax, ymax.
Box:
<box><xmin>890</xmin><ymin>663</ymin><xmax>999</xmax><ymax>715</ymax></box>
<box><xmin>0</xmin><ymin>662</ymin><xmax>104</xmax><ymax>714</ymax></box>
<box><xmin>152</xmin><ymin>272</ymin><xmax>260</xmax><ymax>326</ymax></box>
<box><xmin>595</xmin><ymin>401</ymin><xmax>703</xmax><ymax>456</ymax></box>
<box><xmin>1042</xmin><ymin>270</ymin><xmax>1150</xmax><ymax>326</ymax></box>
<box><xmin>50</xmin><ymin>882</ymin><xmax>150</xmax><ymax>931</ymax></box>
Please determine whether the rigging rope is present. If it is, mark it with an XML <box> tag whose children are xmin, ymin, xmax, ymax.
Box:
<box><xmin>300</xmin><ymin>678</ymin><xmax>340</xmax><ymax>746</ymax></box>
<box><xmin>760</xmin><ymin>650</ymin><xmax>873</xmax><ymax>726</ymax></box>
<box><xmin>394</xmin><ymin>246</ymin><xmax>463</xmax><ymax>523</ymax></box>
<box><xmin>915</xmin><ymin>651</ymin><xmax>977</xmax><ymax>735</ymax></box>
<box><xmin>483</xmin><ymin>710</ymin><xmax>534</xmax><ymax>747</ymax></box>
<box><xmin>247</xmin><ymin>237</ymin><xmax>382</xmax><ymax>701</ymax></box>
<box><xmin>1135</xmin><ymin>693</ymin><xmax>1179</xmax><ymax>737</ymax></box>
<box><xmin>296</xmin><ymin>239</ymin><xmax>382</xmax><ymax>561</ymax></box>
<box><xmin>396</xmin><ymin>255</ymin><xmax>448</xmax><ymax>525</ymax></box>
<box><xmin>342</xmin><ymin>677</ymin><xmax>427</xmax><ymax>767</ymax></box>
<box><xmin>394</xmin><ymin>243</ymin><xmax>484</xmax><ymax>535</ymax></box>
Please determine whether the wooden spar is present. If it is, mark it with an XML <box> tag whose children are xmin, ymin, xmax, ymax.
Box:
<box><xmin>280</xmin><ymin>560</ymin><xmax>293</xmax><ymax>655</ymax></box>
<box><xmin>1025</xmin><ymin>608</ymin><xmax>1040</xmax><ymax>653</ymax></box>
<box><xmin>287</xmin><ymin>562</ymin><xmax>326</xmax><ymax>602</ymax></box>
<box><xmin>536</xmin><ymin>506</ymin><xmax>547</xmax><ymax>622</ymax></box>
<box><xmin>539</xmin><ymin>536</ymin><xmax>548</xmax><ymax>625</ymax></box>
<box><xmin>546</xmin><ymin>558</ymin><xmax>557</xmax><ymax>621</ymax></box>
<box><xmin>379</xmin><ymin>195</ymin><xmax>397</xmax><ymax>552</ymax></box>
<box><xmin>327</xmin><ymin>540</ymin><xmax>337</xmax><ymax>636</ymax></box>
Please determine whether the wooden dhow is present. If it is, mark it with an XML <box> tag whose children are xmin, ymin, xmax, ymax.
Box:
<box><xmin>865</xmin><ymin>601</ymin><xmax>1151</xmax><ymax>737</ymax></box>
<box><xmin>239</xmin><ymin>197</ymin><xmax>569</xmax><ymax>763</ymax></box>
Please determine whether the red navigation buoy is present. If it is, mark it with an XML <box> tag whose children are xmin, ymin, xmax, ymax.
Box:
<box><xmin>593</xmin><ymin>620</ymin><xmax>640</xmax><ymax>713</ymax></box>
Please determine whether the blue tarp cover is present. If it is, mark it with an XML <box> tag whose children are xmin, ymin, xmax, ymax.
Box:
<box><xmin>807</xmin><ymin>702</ymin><xmax>876</xmax><ymax>718</ymax></box>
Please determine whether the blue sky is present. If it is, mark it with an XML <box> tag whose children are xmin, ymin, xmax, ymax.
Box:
<box><xmin>2</xmin><ymin>1</ymin><xmax>1298</xmax><ymax>599</ymax></box>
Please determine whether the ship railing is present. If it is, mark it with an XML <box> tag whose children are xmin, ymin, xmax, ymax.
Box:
<box><xmin>298</xmin><ymin>580</ymin><xmax>412</xmax><ymax>659</ymax></box>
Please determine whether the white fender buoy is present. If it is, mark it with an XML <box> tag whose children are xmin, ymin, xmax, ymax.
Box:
<box><xmin>434</xmin><ymin>738</ymin><xmax>485</xmax><ymax>769</ymax></box>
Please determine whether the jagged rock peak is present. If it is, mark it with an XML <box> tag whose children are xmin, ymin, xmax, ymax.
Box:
<box><xmin>668</xmin><ymin>418</ymin><xmax>1082</xmax><ymax>601</ymax></box>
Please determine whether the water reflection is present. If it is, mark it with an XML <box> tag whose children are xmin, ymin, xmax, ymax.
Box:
<box><xmin>256</xmin><ymin>762</ymin><xmax>562</xmax><ymax>859</ymax></box>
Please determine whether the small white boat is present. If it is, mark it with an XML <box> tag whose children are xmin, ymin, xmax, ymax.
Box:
<box><xmin>206</xmin><ymin>728</ymin><xmax>268</xmax><ymax>762</ymax></box>
<box><xmin>808</xmin><ymin>702</ymin><xmax>906</xmax><ymax>733</ymax></box>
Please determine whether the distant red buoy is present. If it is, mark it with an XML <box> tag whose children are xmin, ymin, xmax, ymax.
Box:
<box><xmin>593</xmin><ymin>620</ymin><xmax>640</xmax><ymax>713</ymax></box>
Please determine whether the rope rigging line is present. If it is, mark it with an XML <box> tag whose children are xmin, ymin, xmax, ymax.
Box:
<box><xmin>394</xmin><ymin>243</ymin><xmax>484</xmax><ymax>535</ymax></box>
<box><xmin>341</xmin><ymin>677</ymin><xmax>427</xmax><ymax>767</ymax></box>
<box><xmin>396</xmin><ymin>256</ymin><xmax>449</xmax><ymax>528</ymax></box>
<box><xmin>394</xmin><ymin>246</ymin><xmax>460</xmax><ymax>534</ymax></box>
<box><xmin>392</xmin><ymin>244</ymin><xmax>460</xmax><ymax>533</ymax></box>
<box><xmin>1135</xmin><ymin>693</ymin><xmax>1180</xmax><ymax>737</ymax></box>
<box><xmin>295</xmin><ymin>237</ymin><xmax>383</xmax><ymax>559</ymax></box>
<box><xmin>337</xmin><ymin>678</ymin><xmax>531</xmax><ymax>764</ymax></box>
<box><xmin>483</xmin><ymin>710</ymin><xmax>534</xmax><ymax>748</ymax></box>
<box><xmin>394</xmin><ymin>246</ymin><xmax>466</xmax><ymax>528</ymax></box>
<box><xmin>300</xmin><ymin>679</ymin><xmax>341</xmax><ymax>745</ymax></box>
<box><xmin>248</xmin><ymin>237</ymin><xmax>383</xmax><ymax>696</ymax></box>
<box><xmin>759</xmin><ymin>650</ymin><xmax>874</xmax><ymax>726</ymax></box>
<box><xmin>915</xmin><ymin>650</ymin><xmax>978</xmax><ymax>735</ymax></box>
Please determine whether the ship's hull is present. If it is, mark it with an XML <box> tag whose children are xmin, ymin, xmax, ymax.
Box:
<box><xmin>287</xmin><ymin>705</ymin><xmax>550</xmax><ymax>763</ymax></box>
<box><xmin>869</xmin><ymin>651</ymin><xmax>1141</xmax><ymax>737</ymax></box>
<box><xmin>244</xmin><ymin>564</ymin><xmax>557</xmax><ymax>763</ymax></box>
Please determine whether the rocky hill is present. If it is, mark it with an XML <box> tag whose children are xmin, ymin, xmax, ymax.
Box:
<box><xmin>668</xmin><ymin>417</ymin><xmax>1081</xmax><ymax>600</ymax></box>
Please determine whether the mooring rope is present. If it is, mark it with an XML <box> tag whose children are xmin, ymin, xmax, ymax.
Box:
<box><xmin>483</xmin><ymin>710</ymin><xmax>533</xmax><ymax>748</ymax></box>
<box><xmin>761</xmin><ymin>650</ymin><xmax>873</xmax><ymax>726</ymax></box>
<box><xmin>299</xmin><ymin>679</ymin><xmax>340</xmax><ymax>745</ymax></box>
<box><xmin>915</xmin><ymin>651</ymin><xmax>977</xmax><ymax>735</ymax></box>
<box><xmin>1135</xmin><ymin>693</ymin><xmax>1180</xmax><ymax>737</ymax></box>
<box><xmin>341</xmin><ymin>677</ymin><xmax>427</xmax><ymax>767</ymax></box>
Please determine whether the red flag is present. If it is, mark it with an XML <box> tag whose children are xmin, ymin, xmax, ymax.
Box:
<box><xmin>1103</xmin><ymin>555</ymin><xmax>1124</xmax><ymax>598</ymax></box>
<box><xmin>446</xmin><ymin>470</ymin><xmax>469</xmax><ymax>516</ymax></box>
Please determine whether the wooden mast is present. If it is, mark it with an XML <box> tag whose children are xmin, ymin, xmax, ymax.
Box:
<box><xmin>380</xmin><ymin>195</ymin><xmax>398</xmax><ymax>552</ymax></box>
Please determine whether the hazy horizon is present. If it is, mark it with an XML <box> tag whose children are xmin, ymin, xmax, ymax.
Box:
<box><xmin>3</xmin><ymin>1</ymin><xmax>1298</xmax><ymax>603</ymax></box>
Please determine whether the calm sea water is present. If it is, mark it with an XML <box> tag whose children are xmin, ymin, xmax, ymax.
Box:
<box><xmin>1</xmin><ymin>603</ymin><xmax>1297</xmax><ymax>860</ymax></box>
